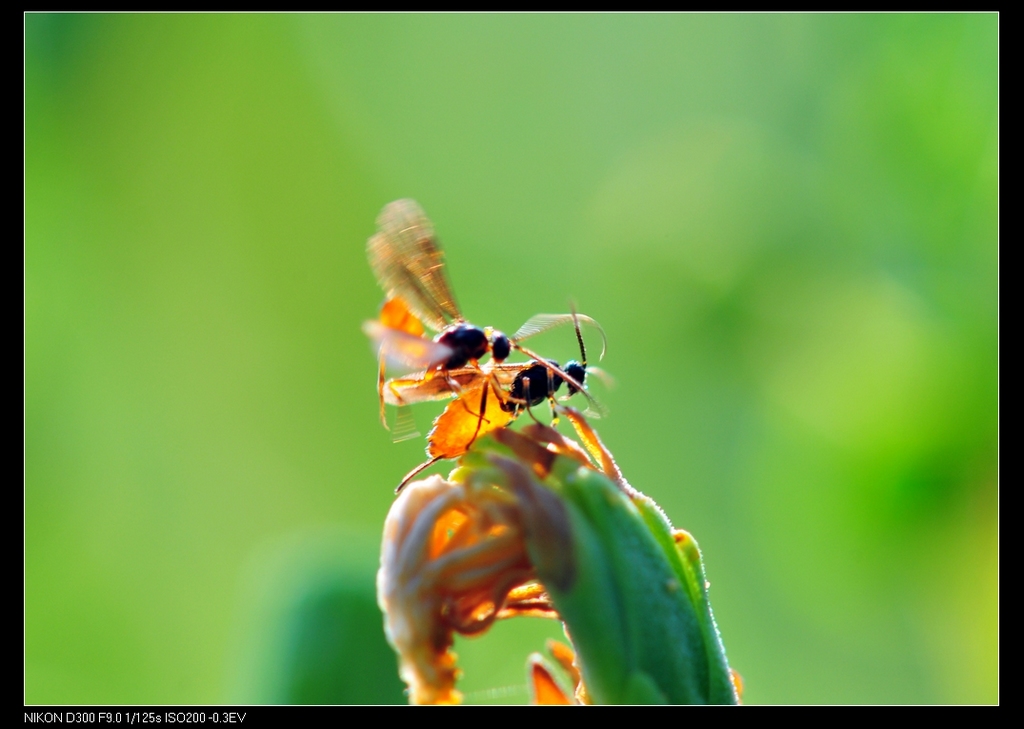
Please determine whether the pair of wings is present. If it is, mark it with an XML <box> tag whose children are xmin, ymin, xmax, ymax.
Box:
<box><xmin>365</xmin><ymin>199</ymin><xmax>606</xmax><ymax>374</ymax></box>
<box><xmin>382</xmin><ymin>362</ymin><xmax>541</xmax><ymax>408</ymax></box>
<box><xmin>364</xmin><ymin>308</ymin><xmax>607</xmax><ymax>375</ymax></box>
<box><xmin>367</xmin><ymin>199</ymin><xmax>460</xmax><ymax>334</ymax></box>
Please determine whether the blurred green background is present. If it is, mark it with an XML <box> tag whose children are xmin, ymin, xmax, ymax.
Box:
<box><xmin>25</xmin><ymin>13</ymin><xmax>997</xmax><ymax>704</ymax></box>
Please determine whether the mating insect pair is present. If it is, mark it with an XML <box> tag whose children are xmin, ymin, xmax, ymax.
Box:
<box><xmin>363</xmin><ymin>199</ymin><xmax>608</xmax><ymax>492</ymax></box>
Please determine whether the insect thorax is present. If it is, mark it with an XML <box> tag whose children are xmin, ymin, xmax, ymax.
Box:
<box><xmin>436</xmin><ymin>324</ymin><xmax>489</xmax><ymax>369</ymax></box>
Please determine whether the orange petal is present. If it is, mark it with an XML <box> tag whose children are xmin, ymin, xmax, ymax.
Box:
<box><xmin>529</xmin><ymin>657</ymin><xmax>573</xmax><ymax>705</ymax></box>
<box><xmin>427</xmin><ymin>380</ymin><xmax>514</xmax><ymax>459</ymax></box>
<box><xmin>547</xmin><ymin>640</ymin><xmax>582</xmax><ymax>691</ymax></box>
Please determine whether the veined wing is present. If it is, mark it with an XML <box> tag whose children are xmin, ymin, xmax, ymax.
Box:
<box><xmin>382</xmin><ymin>367</ymin><xmax>484</xmax><ymax>407</ymax></box>
<box><xmin>367</xmin><ymin>199</ymin><xmax>462</xmax><ymax>332</ymax></box>
<box><xmin>511</xmin><ymin>313</ymin><xmax>607</xmax><ymax>361</ymax></box>
<box><xmin>382</xmin><ymin>361</ymin><xmax>527</xmax><ymax>407</ymax></box>
<box><xmin>487</xmin><ymin>361</ymin><xmax>538</xmax><ymax>386</ymax></box>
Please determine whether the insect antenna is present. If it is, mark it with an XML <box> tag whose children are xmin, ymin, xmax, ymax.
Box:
<box><xmin>571</xmin><ymin>303</ymin><xmax>586</xmax><ymax>368</ymax></box>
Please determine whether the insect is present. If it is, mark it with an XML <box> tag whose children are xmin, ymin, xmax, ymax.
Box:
<box><xmin>363</xmin><ymin>199</ymin><xmax>607</xmax><ymax>490</ymax></box>
<box><xmin>386</xmin><ymin>310</ymin><xmax>604</xmax><ymax>491</ymax></box>
<box><xmin>500</xmin><ymin>309</ymin><xmax>592</xmax><ymax>418</ymax></box>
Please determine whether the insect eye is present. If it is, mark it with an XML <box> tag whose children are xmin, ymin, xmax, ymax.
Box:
<box><xmin>491</xmin><ymin>332</ymin><xmax>511</xmax><ymax>362</ymax></box>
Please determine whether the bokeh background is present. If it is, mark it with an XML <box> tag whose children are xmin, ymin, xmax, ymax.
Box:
<box><xmin>26</xmin><ymin>13</ymin><xmax>997</xmax><ymax>704</ymax></box>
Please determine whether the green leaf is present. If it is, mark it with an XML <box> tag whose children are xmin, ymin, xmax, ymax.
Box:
<box><xmin>476</xmin><ymin>435</ymin><xmax>738</xmax><ymax>705</ymax></box>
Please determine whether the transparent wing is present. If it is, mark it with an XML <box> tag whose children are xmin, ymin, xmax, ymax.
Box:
<box><xmin>557</xmin><ymin>365</ymin><xmax>614</xmax><ymax>421</ymax></box>
<box><xmin>487</xmin><ymin>361</ymin><xmax>535</xmax><ymax>387</ymax></box>
<box><xmin>367</xmin><ymin>199</ymin><xmax>462</xmax><ymax>332</ymax></box>
<box><xmin>382</xmin><ymin>368</ymin><xmax>484</xmax><ymax>407</ymax></box>
<box><xmin>582</xmin><ymin>365</ymin><xmax>616</xmax><ymax>390</ymax></box>
<box><xmin>511</xmin><ymin>313</ymin><xmax>608</xmax><ymax>361</ymax></box>
<box><xmin>390</xmin><ymin>405</ymin><xmax>421</xmax><ymax>442</ymax></box>
<box><xmin>363</xmin><ymin>320</ymin><xmax>454</xmax><ymax>373</ymax></box>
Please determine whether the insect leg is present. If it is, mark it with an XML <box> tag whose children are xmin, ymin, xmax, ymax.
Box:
<box><xmin>377</xmin><ymin>353</ymin><xmax>389</xmax><ymax>430</ymax></box>
<box><xmin>465</xmin><ymin>378</ymin><xmax>492</xmax><ymax>451</ymax></box>
<box><xmin>546</xmin><ymin>368</ymin><xmax>560</xmax><ymax>426</ymax></box>
<box><xmin>442</xmin><ymin>371</ymin><xmax>463</xmax><ymax>397</ymax></box>
<box><xmin>488</xmin><ymin>370</ymin><xmax>512</xmax><ymax>408</ymax></box>
<box><xmin>521</xmin><ymin>375</ymin><xmax>543</xmax><ymax>426</ymax></box>
<box><xmin>442</xmin><ymin>360</ymin><xmax>483</xmax><ymax>398</ymax></box>
<box><xmin>395</xmin><ymin>456</ymin><xmax>443</xmax><ymax>494</ymax></box>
